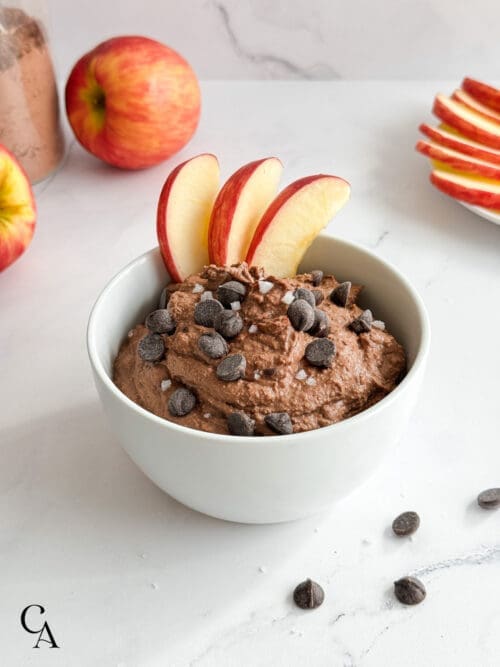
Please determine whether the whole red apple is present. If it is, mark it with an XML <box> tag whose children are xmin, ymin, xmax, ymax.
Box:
<box><xmin>0</xmin><ymin>144</ymin><xmax>36</xmax><ymax>272</ymax></box>
<box><xmin>65</xmin><ymin>36</ymin><xmax>201</xmax><ymax>169</ymax></box>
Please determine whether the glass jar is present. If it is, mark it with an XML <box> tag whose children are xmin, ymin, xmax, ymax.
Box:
<box><xmin>0</xmin><ymin>1</ymin><xmax>64</xmax><ymax>182</ymax></box>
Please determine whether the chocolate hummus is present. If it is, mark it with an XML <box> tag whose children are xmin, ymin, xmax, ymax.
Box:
<box><xmin>113</xmin><ymin>264</ymin><xmax>406</xmax><ymax>436</ymax></box>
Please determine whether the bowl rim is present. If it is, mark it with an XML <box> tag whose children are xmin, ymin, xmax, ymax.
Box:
<box><xmin>87</xmin><ymin>235</ymin><xmax>431</xmax><ymax>446</ymax></box>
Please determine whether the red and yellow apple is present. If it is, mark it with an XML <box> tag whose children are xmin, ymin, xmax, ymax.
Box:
<box><xmin>432</xmin><ymin>94</ymin><xmax>500</xmax><ymax>149</ymax></box>
<box><xmin>208</xmin><ymin>157</ymin><xmax>282</xmax><ymax>265</ymax></box>
<box><xmin>0</xmin><ymin>144</ymin><xmax>36</xmax><ymax>272</ymax></box>
<box><xmin>157</xmin><ymin>153</ymin><xmax>219</xmax><ymax>282</ymax></box>
<box><xmin>246</xmin><ymin>175</ymin><xmax>350</xmax><ymax>277</ymax></box>
<box><xmin>65</xmin><ymin>36</ymin><xmax>201</xmax><ymax>169</ymax></box>
<box><xmin>452</xmin><ymin>89</ymin><xmax>500</xmax><ymax>124</ymax></box>
<box><xmin>419</xmin><ymin>123</ymin><xmax>500</xmax><ymax>165</ymax></box>
<box><xmin>430</xmin><ymin>168</ymin><xmax>500</xmax><ymax>209</ymax></box>
<box><xmin>462</xmin><ymin>77</ymin><xmax>500</xmax><ymax>114</ymax></box>
<box><xmin>416</xmin><ymin>140</ymin><xmax>500</xmax><ymax>179</ymax></box>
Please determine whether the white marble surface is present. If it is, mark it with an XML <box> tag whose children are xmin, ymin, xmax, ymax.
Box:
<box><xmin>1</xmin><ymin>81</ymin><xmax>500</xmax><ymax>666</ymax></box>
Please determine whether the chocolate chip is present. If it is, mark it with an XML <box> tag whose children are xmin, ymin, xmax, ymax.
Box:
<box><xmin>216</xmin><ymin>353</ymin><xmax>246</xmax><ymax>381</ymax></box>
<box><xmin>311</xmin><ymin>270</ymin><xmax>324</xmax><ymax>287</ymax></box>
<box><xmin>477</xmin><ymin>488</ymin><xmax>500</xmax><ymax>509</ymax></box>
<box><xmin>287</xmin><ymin>299</ymin><xmax>315</xmax><ymax>332</ymax></box>
<box><xmin>158</xmin><ymin>286</ymin><xmax>170</xmax><ymax>309</ymax></box>
<box><xmin>138</xmin><ymin>333</ymin><xmax>165</xmax><ymax>362</ymax></box>
<box><xmin>394</xmin><ymin>577</ymin><xmax>426</xmax><ymax>605</ymax></box>
<box><xmin>392</xmin><ymin>511</ymin><xmax>420</xmax><ymax>536</ymax></box>
<box><xmin>309</xmin><ymin>309</ymin><xmax>330</xmax><ymax>338</ymax></box>
<box><xmin>293</xmin><ymin>579</ymin><xmax>325</xmax><ymax>610</ymax></box>
<box><xmin>194</xmin><ymin>299</ymin><xmax>224</xmax><ymax>327</ymax></box>
<box><xmin>305</xmin><ymin>338</ymin><xmax>335</xmax><ymax>368</ymax></box>
<box><xmin>168</xmin><ymin>387</ymin><xmax>196</xmax><ymax>416</ymax></box>
<box><xmin>265</xmin><ymin>412</ymin><xmax>293</xmax><ymax>435</ymax></box>
<box><xmin>350</xmin><ymin>309</ymin><xmax>373</xmax><ymax>334</ymax></box>
<box><xmin>145</xmin><ymin>309</ymin><xmax>176</xmax><ymax>335</ymax></box>
<box><xmin>293</xmin><ymin>287</ymin><xmax>316</xmax><ymax>308</ymax></box>
<box><xmin>198</xmin><ymin>331</ymin><xmax>229</xmax><ymax>359</ymax></box>
<box><xmin>330</xmin><ymin>281</ymin><xmax>351</xmax><ymax>307</ymax></box>
<box><xmin>312</xmin><ymin>289</ymin><xmax>324</xmax><ymax>305</ymax></box>
<box><xmin>262</xmin><ymin>367</ymin><xmax>276</xmax><ymax>377</ymax></box>
<box><xmin>214</xmin><ymin>310</ymin><xmax>244</xmax><ymax>339</ymax></box>
<box><xmin>217</xmin><ymin>281</ymin><xmax>246</xmax><ymax>307</ymax></box>
<box><xmin>227</xmin><ymin>411</ymin><xmax>255</xmax><ymax>436</ymax></box>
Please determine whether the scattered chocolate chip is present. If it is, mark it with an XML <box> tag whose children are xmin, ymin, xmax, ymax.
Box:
<box><xmin>305</xmin><ymin>338</ymin><xmax>336</xmax><ymax>368</ymax></box>
<box><xmin>227</xmin><ymin>411</ymin><xmax>255</xmax><ymax>436</ymax></box>
<box><xmin>214</xmin><ymin>310</ymin><xmax>244</xmax><ymax>339</ymax></box>
<box><xmin>198</xmin><ymin>331</ymin><xmax>229</xmax><ymax>359</ymax></box>
<box><xmin>194</xmin><ymin>299</ymin><xmax>224</xmax><ymax>327</ymax></box>
<box><xmin>216</xmin><ymin>353</ymin><xmax>246</xmax><ymax>381</ymax></box>
<box><xmin>392</xmin><ymin>511</ymin><xmax>420</xmax><ymax>536</ymax></box>
<box><xmin>350</xmin><ymin>309</ymin><xmax>373</xmax><ymax>334</ymax></box>
<box><xmin>477</xmin><ymin>488</ymin><xmax>500</xmax><ymax>509</ymax></box>
<box><xmin>287</xmin><ymin>299</ymin><xmax>315</xmax><ymax>332</ymax></box>
<box><xmin>158</xmin><ymin>286</ymin><xmax>169</xmax><ymax>309</ymax></box>
<box><xmin>262</xmin><ymin>367</ymin><xmax>276</xmax><ymax>377</ymax></box>
<box><xmin>309</xmin><ymin>309</ymin><xmax>330</xmax><ymax>338</ymax></box>
<box><xmin>293</xmin><ymin>579</ymin><xmax>325</xmax><ymax>610</ymax></box>
<box><xmin>330</xmin><ymin>281</ymin><xmax>351</xmax><ymax>307</ymax></box>
<box><xmin>265</xmin><ymin>412</ymin><xmax>293</xmax><ymax>435</ymax></box>
<box><xmin>145</xmin><ymin>309</ymin><xmax>176</xmax><ymax>335</ymax></box>
<box><xmin>311</xmin><ymin>270</ymin><xmax>324</xmax><ymax>287</ymax></box>
<box><xmin>293</xmin><ymin>287</ymin><xmax>316</xmax><ymax>308</ymax></box>
<box><xmin>168</xmin><ymin>387</ymin><xmax>196</xmax><ymax>417</ymax></box>
<box><xmin>217</xmin><ymin>281</ymin><xmax>246</xmax><ymax>307</ymax></box>
<box><xmin>138</xmin><ymin>333</ymin><xmax>165</xmax><ymax>362</ymax></box>
<box><xmin>312</xmin><ymin>289</ymin><xmax>324</xmax><ymax>305</ymax></box>
<box><xmin>394</xmin><ymin>577</ymin><xmax>426</xmax><ymax>605</ymax></box>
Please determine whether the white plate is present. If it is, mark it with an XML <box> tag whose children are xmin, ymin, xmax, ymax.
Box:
<box><xmin>459</xmin><ymin>201</ymin><xmax>500</xmax><ymax>226</ymax></box>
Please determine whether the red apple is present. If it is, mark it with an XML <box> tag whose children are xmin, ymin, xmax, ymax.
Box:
<box><xmin>246</xmin><ymin>175</ymin><xmax>350</xmax><ymax>277</ymax></box>
<box><xmin>419</xmin><ymin>123</ymin><xmax>500</xmax><ymax>166</ymax></box>
<box><xmin>432</xmin><ymin>95</ymin><xmax>500</xmax><ymax>149</ymax></box>
<box><xmin>157</xmin><ymin>154</ymin><xmax>220</xmax><ymax>282</ymax></box>
<box><xmin>452</xmin><ymin>89</ymin><xmax>500</xmax><ymax>124</ymax></box>
<box><xmin>430</xmin><ymin>168</ymin><xmax>500</xmax><ymax>209</ymax></box>
<box><xmin>0</xmin><ymin>144</ymin><xmax>36</xmax><ymax>272</ymax></box>
<box><xmin>462</xmin><ymin>77</ymin><xmax>500</xmax><ymax>114</ymax></box>
<box><xmin>208</xmin><ymin>157</ymin><xmax>282</xmax><ymax>265</ymax></box>
<box><xmin>416</xmin><ymin>140</ymin><xmax>500</xmax><ymax>179</ymax></box>
<box><xmin>65</xmin><ymin>36</ymin><xmax>201</xmax><ymax>169</ymax></box>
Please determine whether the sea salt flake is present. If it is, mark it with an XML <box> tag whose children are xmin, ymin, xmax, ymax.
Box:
<box><xmin>281</xmin><ymin>290</ymin><xmax>295</xmax><ymax>305</ymax></box>
<box><xmin>160</xmin><ymin>379</ymin><xmax>172</xmax><ymax>392</ymax></box>
<box><xmin>200</xmin><ymin>290</ymin><xmax>213</xmax><ymax>301</ymax></box>
<box><xmin>258</xmin><ymin>280</ymin><xmax>274</xmax><ymax>294</ymax></box>
<box><xmin>230</xmin><ymin>301</ymin><xmax>241</xmax><ymax>311</ymax></box>
<box><xmin>203</xmin><ymin>412</ymin><xmax>211</xmax><ymax>419</ymax></box>
<box><xmin>248</xmin><ymin>324</ymin><xmax>258</xmax><ymax>334</ymax></box>
<box><xmin>127</xmin><ymin>329</ymin><xmax>135</xmax><ymax>338</ymax></box>
<box><xmin>372</xmin><ymin>320</ymin><xmax>385</xmax><ymax>330</ymax></box>
<box><xmin>306</xmin><ymin>376</ymin><xmax>316</xmax><ymax>386</ymax></box>
<box><xmin>192</xmin><ymin>283</ymin><xmax>204</xmax><ymax>293</ymax></box>
<box><xmin>254</xmin><ymin>371</ymin><xmax>261</xmax><ymax>380</ymax></box>
<box><xmin>295</xmin><ymin>369</ymin><xmax>307</xmax><ymax>381</ymax></box>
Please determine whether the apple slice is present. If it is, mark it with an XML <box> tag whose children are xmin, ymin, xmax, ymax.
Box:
<box><xmin>0</xmin><ymin>144</ymin><xmax>36</xmax><ymax>272</ymax></box>
<box><xmin>416</xmin><ymin>140</ymin><xmax>500</xmax><ymax>179</ymax></box>
<box><xmin>419</xmin><ymin>123</ymin><xmax>500</xmax><ymax>166</ymax></box>
<box><xmin>430</xmin><ymin>168</ymin><xmax>500</xmax><ymax>209</ymax></box>
<box><xmin>208</xmin><ymin>157</ymin><xmax>282</xmax><ymax>265</ymax></box>
<box><xmin>462</xmin><ymin>77</ymin><xmax>500</xmax><ymax>114</ymax></box>
<box><xmin>433</xmin><ymin>95</ymin><xmax>500</xmax><ymax>149</ymax></box>
<box><xmin>157</xmin><ymin>153</ymin><xmax>220</xmax><ymax>282</ymax></box>
<box><xmin>246</xmin><ymin>175</ymin><xmax>350</xmax><ymax>277</ymax></box>
<box><xmin>452</xmin><ymin>89</ymin><xmax>500</xmax><ymax>124</ymax></box>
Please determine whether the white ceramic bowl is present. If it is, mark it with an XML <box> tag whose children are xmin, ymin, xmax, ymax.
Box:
<box><xmin>87</xmin><ymin>236</ymin><xmax>430</xmax><ymax>524</ymax></box>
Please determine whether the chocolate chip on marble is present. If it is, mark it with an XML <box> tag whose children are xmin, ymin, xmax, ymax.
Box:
<box><xmin>477</xmin><ymin>488</ymin><xmax>500</xmax><ymax>509</ymax></box>
<box><xmin>262</xmin><ymin>367</ymin><xmax>276</xmax><ymax>377</ymax></box>
<box><xmin>311</xmin><ymin>270</ymin><xmax>324</xmax><ymax>287</ymax></box>
<box><xmin>330</xmin><ymin>281</ymin><xmax>352</xmax><ymax>307</ymax></box>
<box><xmin>265</xmin><ymin>412</ymin><xmax>293</xmax><ymax>435</ymax></box>
<box><xmin>350</xmin><ymin>309</ymin><xmax>373</xmax><ymax>334</ymax></box>
<box><xmin>194</xmin><ymin>299</ymin><xmax>224</xmax><ymax>327</ymax></box>
<box><xmin>198</xmin><ymin>331</ymin><xmax>229</xmax><ymax>359</ymax></box>
<box><xmin>394</xmin><ymin>577</ymin><xmax>426</xmax><ymax>606</ymax></box>
<box><xmin>311</xmin><ymin>289</ymin><xmax>324</xmax><ymax>305</ymax></box>
<box><xmin>305</xmin><ymin>338</ymin><xmax>336</xmax><ymax>368</ymax></box>
<box><xmin>217</xmin><ymin>281</ymin><xmax>246</xmax><ymax>307</ymax></box>
<box><xmin>227</xmin><ymin>411</ymin><xmax>255</xmax><ymax>436</ymax></box>
<box><xmin>145</xmin><ymin>309</ymin><xmax>176</xmax><ymax>335</ymax></box>
<box><xmin>293</xmin><ymin>287</ymin><xmax>316</xmax><ymax>308</ymax></box>
<box><xmin>138</xmin><ymin>333</ymin><xmax>165</xmax><ymax>362</ymax></box>
<box><xmin>168</xmin><ymin>387</ymin><xmax>197</xmax><ymax>417</ymax></box>
<box><xmin>309</xmin><ymin>309</ymin><xmax>330</xmax><ymax>338</ymax></box>
<box><xmin>287</xmin><ymin>299</ymin><xmax>315</xmax><ymax>332</ymax></box>
<box><xmin>216</xmin><ymin>353</ymin><xmax>246</xmax><ymax>381</ymax></box>
<box><xmin>214</xmin><ymin>310</ymin><xmax>243</xmax><ymax>339</ymax></box>
<box><xmin>392</xmin><ymin>511</ymin><xmax>420</xmax><ymax>536</ymax></box>
<box><xmin>293</xmin><ymin>579</ymin><xmax>325</xmax><ymax>610</ymax></box>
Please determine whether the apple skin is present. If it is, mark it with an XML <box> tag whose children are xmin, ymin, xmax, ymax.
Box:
<box><xmin>419</xmin><ymin>123</ymin><xmax>500</xmax><ymax>166</ymax></box>
<box><xmin>65</xmin><ymin>36</ymin><xmax>201</xmax><ymax>169</ymax></box>
<box><xmin>0</xmin><ymin>144</ymin><xmax>36</xmax><ymax>272</ymax></box>
<box><xmin>416</xmin><ymin>140</ymin><xmax>500</xmax><ymax>179</ymax></box>
<box><xmin>452</xmin><ymin>89</ymin><xmax>500</xmax><ymax>124</ymax></box>
<box><xmin>462</xmin><ymin>77</ymin><xmax>500</xmax><ymax>114</ymax></box>
<box><xmin>430</xmin><ymin>169</ymin><xmax>500</xmax><ymax>209</ymax></box>
<box><xmin>433</xmin><ymin>95</ymin><xmax>500</xmax><ymax>149</ymax></box>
